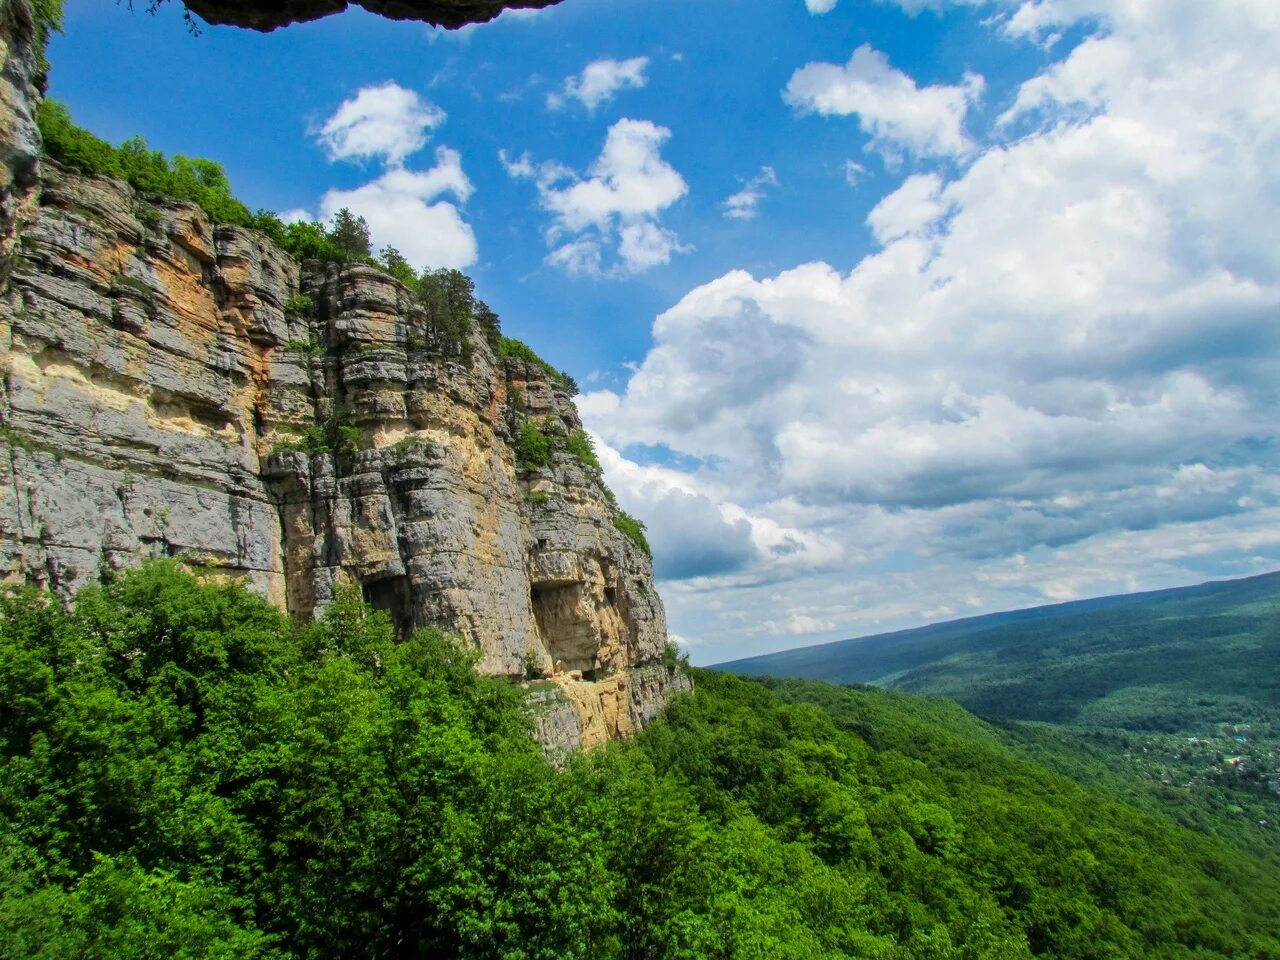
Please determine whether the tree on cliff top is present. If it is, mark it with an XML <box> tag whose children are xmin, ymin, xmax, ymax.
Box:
<box><xmin>328</xmin><ymin>207</ymin><xmax>371</xmax><ymax>261</ymax></box>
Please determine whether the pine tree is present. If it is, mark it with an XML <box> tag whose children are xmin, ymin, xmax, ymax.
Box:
<box><xmin>328</xmin><ymin>207</ymin><xmax>371</xmax><ymax>261</ymax></box>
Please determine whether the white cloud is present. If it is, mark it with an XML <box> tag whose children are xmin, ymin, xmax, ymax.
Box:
<box><xmin>865</xmin><ymin>172</ymin><xmax>947</xmax><ymax>242</ymax></box>
<box><xmin>805</xmin><ymin>0</ymin><xmax>839</xmax><ymax>13</ymax></box>
<box><xmin>320</xmin><ymin>148</ymin><xmax>477</xmax><ymax>269</ymax></box>
<box><xmin>508</xmin><ymin>118</ymin><xmax>689</xmax><ymax>276</ymax></box>
<box><xmin>587</xmin><ymin>0</ymin><xmax>1280</xmax><ymax>664</ymax></box>
<box><xmin>316</xmin><ymin>82</ymin><xmax>445</xmax><ymax>167</ymax></box>
<box><xmin>722</xmin><ymin>166</ymin><xmax>779</xmax><ymax>221</ymax></box>
<box><xmin>549</xmin><ymin>56</ymin><xmax>649</xmax><ymax>112</ymax></box>
<box><xmin>784</xmin><ymin>44</ymin><xmax>984</xmax><ymax>158</ymax></box>
<box><xmin>498</xmin><ymin>148</ymin><xmax>535</xmax><ymax>179</ymax></box>
<box><xmin>844</xmin><ymin>160</ymin><xmax>868</xmax><ymax>186</ymax></box>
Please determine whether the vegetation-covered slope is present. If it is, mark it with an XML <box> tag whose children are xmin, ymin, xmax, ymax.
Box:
<box><xmin>715</xmin><ymin>572</ymin><xmax>1280</xmax><ymax>727</ymax></box>
<box><xmin>3</xmin><ymin>564</ymin><xmax>1279</xmax><ymax>958</ymax></box>
<box><xmin>716</xmin><ymin>573</ymin><xmax>1280</xmax><ymax>868</ymax></box>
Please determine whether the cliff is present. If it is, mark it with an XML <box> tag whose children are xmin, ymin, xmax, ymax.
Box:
<box><xmin>0</xmin><ymin>2</ymin><xmax>688</xmax><ymax>755</ymax></box>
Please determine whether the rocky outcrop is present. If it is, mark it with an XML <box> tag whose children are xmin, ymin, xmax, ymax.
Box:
<box><xmin>0</xmin><ymin>156</ymin><xmax>689</xmax><ymax>749</ymax></box>
<box><xmin>183</xmin><ymin>0</ymin><xmax>561</xmax><ymax>31</ymax></box>
<box><xmin>0</xmin><ymin>0</ymin><xmax>689</xmax><ymax>753</ymax></box>
<box><xmin>0</xmin><ymin>0</ymin><xmax>42</xmax><ymax>281</ymax></box>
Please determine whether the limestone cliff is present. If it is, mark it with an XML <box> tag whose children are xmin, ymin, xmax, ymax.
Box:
<box><xmin>0</xmin><ymin>3</ymin><xmax>689</xmax><ymax>754</ymax></box>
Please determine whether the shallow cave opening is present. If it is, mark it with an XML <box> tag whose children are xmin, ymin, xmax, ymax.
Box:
<box><xmin>362</xmin><ymin>574</ymin><xmax>413</xmax><ymax>638</ymax></box>
<box><xmin>530</xmin><ymin>581</ymin><xmax>600</xmax><ymax>675</ymax></box>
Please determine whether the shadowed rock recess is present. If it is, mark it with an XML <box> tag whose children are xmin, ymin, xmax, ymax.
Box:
<box><xmin>0</xmin><ymin>2</ymin><xmax>688</xmax><ymax>756</ymax></box>
<box><xmin>183</xmin><ymin>0</ymin><xmax>560</xmax><ymax>31</ymax></box>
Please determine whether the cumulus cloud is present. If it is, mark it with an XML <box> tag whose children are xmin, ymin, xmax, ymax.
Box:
<box><xmin>805</xmin><ymin>0</ymin><xmax>839</xmax><ymax>14</ymax></box>
<box><xmin>315</xmin><ymin>82</ymin><xmax>445</xmax><ymax>166</ymax></box>
<box><xmin>309</xmin><ymin>83</ymin><xmax>478</xmax><ymax>270</ymax></box>
<box><xmin>548</xmin><ymin>56</ymin><xmax>649</xmax><ymax>112</ymax></box>
<box><xmin>320</xmin><ymin>148</ymin><xmax>477</xmax><ymax>269</ymax></box>
<box><xmin>785</xmin><ymin>44</ymin><xmax>984</xmax><ymax>159</ymax></box>
<box><xmin>722</xmin><ymin>166</ymin><xmax>779</xmax><ymax>220</ymax></box>
<box><xmin>865</xmin><ymin>172</ymin><xmax>947</xmax><ymax>242</ymax></box>
<box><xmin>505</xmin><ymin>118</ymin><xmax>690</xmax><ymax>276</ymax></box>
<box><xmin>587</xmin><ymin>0</ymin><xmax>1280</xmax><ymax>663</ymax></box>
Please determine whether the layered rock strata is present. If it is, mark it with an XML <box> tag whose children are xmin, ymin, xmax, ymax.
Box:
<box><xmin>0</xmin><ymin>154</ymin><xmax>689</xmax><ymax>752</ymax></box>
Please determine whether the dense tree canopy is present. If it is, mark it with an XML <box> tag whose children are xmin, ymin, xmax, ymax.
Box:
<box><xmin>2</xmin><ymin>564</ymin><xmax>1278</xmax><ymax>958</ymax></box>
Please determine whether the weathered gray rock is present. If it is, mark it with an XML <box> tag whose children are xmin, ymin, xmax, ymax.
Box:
<box><xmin>0</xmin><ymin>0</ymin><xmax>689</xmax><ymax>747</ymax></box>
<box><xmin>0</xmin><ymin>0</ymin><xmax>42</xmax><ymax>282</ymax></box>
<box><xmin>0</xmin><ymin>156</ymin><xmax>689</xmax><ymax>751</ymax></box>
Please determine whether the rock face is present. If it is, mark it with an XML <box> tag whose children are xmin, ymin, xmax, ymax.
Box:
<box><xmin>0</xmin><ymin>0</ymin><xmax>42</xmax><ymax>280</ymax></box>
<box><xmin>183</xmin><ymin>0</ymin><xmax>561</xmax><ymax>31</ymax></box>
<box><xmin>0</xmin><ymin>1</ymin><xmax>690</xmax><ymax>752</ymax></box>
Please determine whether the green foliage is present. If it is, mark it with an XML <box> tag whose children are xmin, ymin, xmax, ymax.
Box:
<box><xmin>282</xmin><ymin>333</ymin><xmax>323</xmax><ymax>359</ymax></box>
<box><xmin>109</xmin><ymin>273</ymin><xmax>154</xmax><ymax>300</ymax></box>
<box><xmin>0</xmin><ymin>425</ymin><xmax>54</xmax><ymax>454</ymax></box>
<box><xmin>413</xmin><ymin>268</ymin><xmax>484</xmax><ymax>353</ymax></box>
<box><xmin>328</xmin><ymin>208</ymin><xmax>371</xmax><ymax>261</ymax></box>
<box><xmin>274</xmin><ymin>219</ymin><xmax>343</xmax><ymax>263</ymax></box>
<box><xmin>498</xmin><ymin>337</ymin><xmax>578</xmax><ymax>394</ymax></box>
<box><xmin>613</xmin><ymin>511</ymin><xmax>651</xmax><ymax>558</ymax></box>
<box><xmin>524</xmin><ymin>490</ymin><xmax>551</xmax><ymax>506</ymax></box>
<box><xmin>2</xmin><ymin>567</ymin><xmax>1279</xmax><ymax>958</ymax></box>
<box><xmin>29</xmin><ymin>0</ymin><xmax>64</xmax><ymax>72</ymax></box>
<box><xmin>377</xmin><ymin>246</ymin><xmax>418</xmax><ymax>289</ymax></box>
<box><xmin>521</xmin><ymin>646</ymin><xmax>545</xmax><ymax>680</ymax></box>
<box><xmin>38</xmin><ymin>100</ymin><xmax>256</xmax><ymax>228</ymax></box>
<box><xmin>135</xmin><ymin>207</ymin><xmax>163</xmax><ymax>230</ymax></box>
<box><xmin>283</xmin><ymin>294</ymin><xmax>313</xmax><ymax>317</ymax></box>
<box><xmin>515</xmin><ymin>418</ymin><xmax>553</xmax><ymax>470</ymax></box>
<box><xmin>514</xmin><ymin>419</ymin><xmax>610</xmax><ymax>488</ymax></box>
<box><xmin>724</xmin><ymin>572</ymin><xmax>1280</xmax><ymax>862</ymax></box>
<box><xmin>564</xmin><ymin>430</ymin><xmax>601</xmax><ymax>475</ymax></box>
<box><xmin>272</xmin><ymin>408</ymin><xmax>362</xmax><ymax>457</ymax></box>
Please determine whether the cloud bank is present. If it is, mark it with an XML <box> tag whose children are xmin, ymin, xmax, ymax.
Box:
<box><xmin>586</xmin><ymin>0</ymin><xmax>1280</xmax><ymax>662</ymax></box>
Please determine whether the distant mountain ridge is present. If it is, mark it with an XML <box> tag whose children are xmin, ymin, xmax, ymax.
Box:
<box><xmin>713</xmin><ymin>570</ymin><xmax>1280</xmax><ymax>726</ymax></box>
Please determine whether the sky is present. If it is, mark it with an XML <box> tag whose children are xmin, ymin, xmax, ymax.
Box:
<box><xmin>51</xmin><ymin>0</ymin><xmax>1280</xmax><ymax>664</ymax></box>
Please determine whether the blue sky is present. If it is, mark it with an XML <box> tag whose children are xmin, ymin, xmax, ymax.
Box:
<box><xmin>51</xmin><ymin>0</ymin><xmax>1280</xmax><ymax>663</ymax></box>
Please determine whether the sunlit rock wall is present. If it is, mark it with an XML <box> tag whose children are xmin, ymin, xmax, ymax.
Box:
<box><xmin>0</xmin><ymin>71</ymin><xmax>688</xmax><ymax>754</ymax></box>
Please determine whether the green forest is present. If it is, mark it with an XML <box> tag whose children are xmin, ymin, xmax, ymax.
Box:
<box><xmin>3</xmin><ymin>564</ymin><xmax>1279</xmax><ymax>959</ymax></box>
<box><xmin>718</xmin><ymin>573</ymin><xmax>1280</xmax><ymax>870</ymax></box>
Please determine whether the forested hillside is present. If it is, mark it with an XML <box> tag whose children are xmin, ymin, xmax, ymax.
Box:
<box><xmin>716</xmin><ymin>572</ymin><xmax>1280</xmax><ymax>723</ymax></box>
<box><xmin>716</xmin><ymin>573</ymin><xmax>1280</xmax><ymax>867</ymax></box>
<box><xmin>4</xmin><ymin>564</ymin><xmax>1280</xmax><ymax>958</ymax></box>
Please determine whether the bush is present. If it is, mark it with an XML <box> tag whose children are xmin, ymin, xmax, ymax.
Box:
<box><xmin>273</xmin><ymin>408</ymin><xmax>362</xmax><ymax>456</ymax></box>
<box><xmin>38</xmin><ymin>99</ymin><xmax>256</xmax><ymax>228</ymax></box>
<box><xmin>498</xmin><ymin>338</ymin><xmax>577</xmax><ymax>394</ymax></box>
<box><xmin>612</xmin><ymin>511</ymin><xmax>651</xmax><ymax>559</ymax></box>
<box><xmin>515</xmin><ymin>419</ymin><xmax>553</xmax><ymax>470</ymax></box>
<box><xmin>564</xmin><ymin>430</ymin><xmax>601</xmax><ymax>475</ymax></box>
<box><xmin>284</xmin><ymin>294</ymin><xmax>313</xmax><ymax>317</ymax></box>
